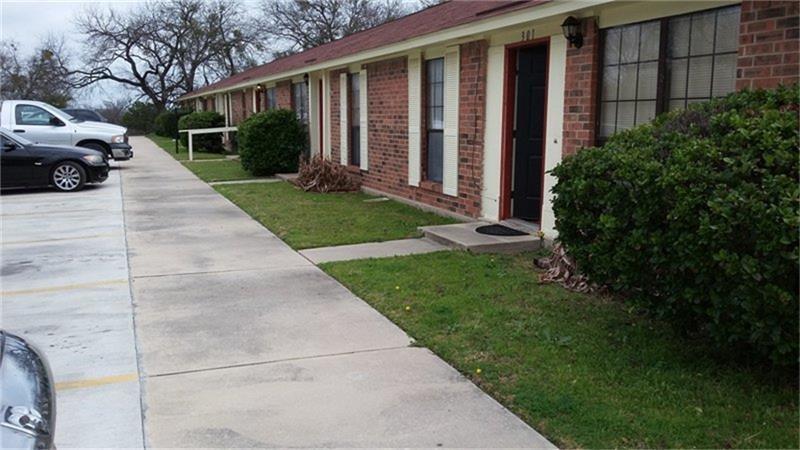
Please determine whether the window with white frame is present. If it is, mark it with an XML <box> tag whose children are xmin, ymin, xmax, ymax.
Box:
<box><xmin>349</xmin><ymin>73</ymin><xmax>361</xmax><ymax>167</ymax></box>
<box><xmin>292</xmin><ymin>82</ymin><xmax>309</xmax><ymax>124</ymax></box>
<box><xmin>425</xmin><ymin>57</ymin><xmax>444</xmax><ymax>183</ymax></box>
<box><xmin>266</xmin><ymin>87</ymin><xmax>277</xmax><ymax>110</ymax></box>
<box><xmin>598</xmin><ymin>5</ymin><xmax>740</xmax><ymax>141</ymax></box>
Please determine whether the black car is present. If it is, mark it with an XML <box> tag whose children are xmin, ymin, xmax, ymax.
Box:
<box><xmin>0</xmin><ymin>331</ymin><xmax>56</xmax><ymax>449</ymax></box>
<box><xmin>1</xmin><ymin>128</ymin><xmax>110</xmax><ymax>192</ymax></box>
<box><xmin>62</xmin><ymin>108</ymin><xmax>107</xmax><ymax>123</ymax></box>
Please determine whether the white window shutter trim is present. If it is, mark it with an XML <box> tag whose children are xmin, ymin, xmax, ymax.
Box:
<box><xmin>359</xmin><ymin>69</ymin><xmax>368</xmax><ymax>171</ymax></box>
<box><xmin>443</xmin><ymin>47</ymin><xmax>460</xmax><ymax>197</ymax></box>
<box><xmin>339</xmin><ymin>73</ymin><xmax>348</xmax><ymax>165</ymax></box>
<box><xmin>407</xmin><ymin>54</ymin><xmax>422</xmax><ymax>187</ymax></box>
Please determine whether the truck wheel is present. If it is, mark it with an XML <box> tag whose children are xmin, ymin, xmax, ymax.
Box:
<box><xmin>79</xmin><ymin>142</ymin><xmax>110</xmax><ymax>158</ymax></box>
<box><xmin>51</xmin><ymin>162</ymin><xmax>86</xmax><ymax>192</ymax></box>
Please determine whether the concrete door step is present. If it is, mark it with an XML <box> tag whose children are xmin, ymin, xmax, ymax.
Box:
<box><xmin>300</xmin><ymin>237</ymin><xmax>449</xmax><ymax>264</ymax></box>
<box><xmin>276</xmin><ymin>173</ymin><xmax>299</xmax><ymax>181</ymax></box>
<box><xmin>419</xmin><ymin>222</ymin><xmax>542</xmax><ymax>254</ymax></box>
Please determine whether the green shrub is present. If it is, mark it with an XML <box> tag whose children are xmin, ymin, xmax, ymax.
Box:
<box><xmin>238</xmin><ymin>109</ymin><xmax>304</xmax><ymax>175</ymax></box>
<box><xmin>121</xmin><ymin>101</ymin><xmax>159</xmax><ymax>135</ymax></box>
<box><xmin>154</xmin><ymin>108</ymin><xmax>192</xmax><ymax>138</ymax></box>
<box><xmin>551</xmin><ymin>86</ymin><xmax>799</xmax><ymax>366</ymax></box>
<box><xmin>177</xmin><ymin>111</ymin><xmax>225</xmax><ymax>153</ymax></box>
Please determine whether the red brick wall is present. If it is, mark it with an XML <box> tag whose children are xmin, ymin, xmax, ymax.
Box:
<box><xmin>328</xmin><ymin>69</ymin><xmax>347</xmax><ymax>164</ymax></box>
<box><xmin>229</xmin><ymin>92</ymin><xmax>241</xmax><ymax>124</ymax></box>
<box><xmin>360</xmin><ymin>56</ymin><xmax>409</xmax><ymax>194</ymax></box>
<box><xmin>562</xmin><ymin>17</ymin><xmax>600</xmax><ymax>157</ymax></box>
<box><xmin>736</xmin><ymin>0</ymin><xmax>799</xmax><ymax>89</ymax></box>
<box><xmin>276</xmin><ymin>81</ymin><xmax>292</xmax><ymax>109</ymax></box>
<box><xmin>243</xmin><ymin>88</ymin><xmax>253</xmax><ymax>118</ymax></box>
<box><xmin>354</xmin><ymin>41</ymin><xmax>487</xmax><ymax>218</ymax></box>
<box><xmin>455</xmin><ymin>40</ymin><xmax>487</xmax><ymax>217</ymax></box>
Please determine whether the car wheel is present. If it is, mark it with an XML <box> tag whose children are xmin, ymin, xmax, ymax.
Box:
<box><xmin>79</xmin><ymin>142</ymin><xmax>110</xmax><ymax>158</ymax></box>
<box><xmin>51</xmin><ymin>162</ymin><xmax>86</xmax><ymax>192</ymax></box>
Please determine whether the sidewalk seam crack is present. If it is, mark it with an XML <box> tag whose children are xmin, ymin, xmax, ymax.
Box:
<box><xmin>146</xmin><ymin>345</ymin><xmax>414</xmax><ymax>378</ymax></box>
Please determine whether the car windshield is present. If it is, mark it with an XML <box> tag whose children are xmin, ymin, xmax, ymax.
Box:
<box><xmin>61</xmin><ymin>110</ymin><xmax>84</xmax><ymax>123</ymax></box>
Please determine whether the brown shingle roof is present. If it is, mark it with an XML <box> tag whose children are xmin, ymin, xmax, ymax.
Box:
<box><xmin>181</xmin><ymin>0</ymin><xmax>547</xmax><ymax>99</ymax></box>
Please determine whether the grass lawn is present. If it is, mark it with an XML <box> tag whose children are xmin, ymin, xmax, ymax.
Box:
<box><xmin>183</xmin><ymin>160</ymin><xmax>258</xmax><ymax>183</ymax></box>
<box><xmin>321</xmin><ymin>251</ymin><xmax>799</xmax><ymax>449</ymax></box>
<box><xmin>215</xmin><ymin>181</ymin><xmax>457</xmax><ymax>249</ymax></box>
<box><xmin>147</xmin><ymin>133</ymin><xmax>226</xmax><ymax>161</ymax></box>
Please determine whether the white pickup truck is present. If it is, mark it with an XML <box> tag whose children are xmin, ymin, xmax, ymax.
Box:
<box><xmin>0</xmin><ymin>100</ymin><xmax>133</xmax><ymax>160</ymax></box>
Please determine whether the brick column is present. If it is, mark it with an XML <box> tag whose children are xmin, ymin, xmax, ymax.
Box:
<box><xmin>457</xmin><ymin>40</ymin><xmax>488</xmax><ymax>217</ymax></box>
<box><xmin>231</xmin><ymin>91</ymin><xmax>245</xmax><ymax>125</ymax></box>
<box><xmin>737</xmin><ymin>0</ymin><xmax>799</xmax><ymax>89</ymax></box>
<box><xmin>562</xmin><ymin>17</ymin><xmax>600</xmax><ymax>157</ymax></box>
<box><xmin>243</xmin><ymin>88</ymin><xmax>253</xmax><ymax>118</ymax></box>
<box><xmin>276</xmin><ymin>81</ymin><xmax>293</xmax><ymax>109</ymax></box>
<box><xmin>328</xmin><ymin>69</ymin><xmax>347</xmax><ymax>163</ymax></box>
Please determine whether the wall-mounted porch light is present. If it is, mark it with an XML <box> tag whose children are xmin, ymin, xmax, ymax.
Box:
<box><xmin>303</xmin><ymin>73</ymin><xmax>309</xmax><ymax>85</ymax></box>
<box><xmin>256</xmin><ymin>84</ymin><xmax>263</xmax><ymax>90</ymax></box>
<box><xmin>561</xmin><ymin>16</ymin><xmax>583</xmax><ymax>49</ymax></box>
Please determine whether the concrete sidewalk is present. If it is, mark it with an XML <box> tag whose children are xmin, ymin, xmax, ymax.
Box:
<box><xmin>300</xmin><ymin>237</ymin><xmax>449</xmax><ymax>263</ymax></box>
<box><xmin>123</xmin><ymin>137</ymin><xmax>554</xmax><ymax>448</ymax></box>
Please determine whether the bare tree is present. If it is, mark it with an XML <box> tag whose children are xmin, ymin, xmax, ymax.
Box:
<box><xmin>0</xmin><ymin>36</ymin><xmax>73</xmax><ymax>107</ymax></box>
<box><xmin>94</xmin><ymin>97</ymin><xmax>132</xmax><ymax>124</ymax></box>
<box><xmin>71</xmin><ymin>0</ymin><xmax>264</xmax><ymax>110</ymax></box>
<box><xmin>418</xmin><ymin>0</ymin><xmax>447</xmax><ymax>8</ymax></box>
<box><xmin>260</xmin><ymin>0</ymin><xmax>410</xmax><ymax>55</ymax></box>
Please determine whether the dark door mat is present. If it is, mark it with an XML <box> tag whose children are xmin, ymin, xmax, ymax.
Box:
<box><xmin>475</xmin><ymin>224</ymin><xmax>529</xmax><ymax>236</ymax></box>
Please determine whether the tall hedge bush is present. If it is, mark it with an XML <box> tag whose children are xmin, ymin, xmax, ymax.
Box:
<box><xmin>177</xmin><ymin>111</ymin><xmax>225</xmax><ymax>153</ymax></box>
<box><xmin>154</xmin><ymin>108</ymin><xmax>192</xmax><ymax>138</ymax></box>
<box><xmin>238</xmin><ymin>109</ymin><xmax>304</xmax><ymax>175</ymax></box>
<box><xmin>121</xmin><ymin>101</ymin><xmax>159</xmax><ymax>135</ymax></box>
<box><xmin>551</xmin><ymin>86</ymin><xmax>799</xmax><ymax>365</ymax></box>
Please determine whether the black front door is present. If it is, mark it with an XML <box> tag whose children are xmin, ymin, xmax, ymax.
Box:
<box><xmin>512</xmin><ymin>45</ymin><xmax>548</xmax><ymax>221</ymax></box>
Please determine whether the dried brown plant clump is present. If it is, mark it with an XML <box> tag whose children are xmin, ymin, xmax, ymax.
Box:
<box><xmin>535</xmin><ymin>243</ymin><xmax>602</xmax><ymax>294</ymax></box>
<box><xmin>294</xmin><ymin>155</ymin><xmax>361</xmax><ymax>193</ymax></box>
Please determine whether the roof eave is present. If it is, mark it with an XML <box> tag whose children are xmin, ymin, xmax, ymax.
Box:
<box><xmin>180</xmin><ymin>0</ymin><xmax>606</xmax><ymax>100</ymax></box>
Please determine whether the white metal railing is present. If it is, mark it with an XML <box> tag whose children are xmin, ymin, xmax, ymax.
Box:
<box><xmin>178</xmin><ymin>126</ymin><xmax>238</xmax><ymax>161</ymax></box>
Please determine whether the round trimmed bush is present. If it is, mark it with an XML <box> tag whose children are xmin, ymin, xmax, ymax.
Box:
<box><xmin>177</xmin><ymin>111</ymin><xmax>225</xmax><ymax>153</ymax></box>
<box><xmin>238</xmin><ymin>109</ymin><xmax>305</xmax><ymax>176</ymax></box>
<box><xmin>551</xmin><ymin>85</ymin><xmax>799</xmax><ymax>365</ymax></box>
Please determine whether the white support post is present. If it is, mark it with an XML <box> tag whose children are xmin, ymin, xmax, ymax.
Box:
<box><xmin>180</xmin><ymin>126</ymin><xmax>239</xmax><ymax>162</ymax></box>
<box><xmin>188</xmin><ymin>132</ymin><xmax>194</xmax><ymax>161</ymax></box>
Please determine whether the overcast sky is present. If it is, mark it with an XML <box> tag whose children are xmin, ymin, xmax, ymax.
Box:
<box><xmin>0</xmin><ymin>0</ymin><xmax>421</xmax><ymax>107</ymax></box>
<box><xmin>0</xmin><ymin>0</ymin><xmax>141</xmax><ymax>106</ymax></box>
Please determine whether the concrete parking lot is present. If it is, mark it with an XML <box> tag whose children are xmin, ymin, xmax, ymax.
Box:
<box><xmin>0</xmin><ymin>167</ymin><xmax>143</xmax><ymax>448</ymax></box>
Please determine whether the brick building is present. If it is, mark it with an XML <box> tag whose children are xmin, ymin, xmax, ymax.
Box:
<box><xmin>181</xmin><ymin>0</ymin><xmax>799</xmax><ymax>236</ymax></box>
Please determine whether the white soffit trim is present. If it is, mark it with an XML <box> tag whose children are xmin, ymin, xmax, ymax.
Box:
<box><xmin>442</xmin><ymin>46</ymin><xmax>460</xmax><ymax>197</ymax></box>
<box><xmin>359</xmin><ymin>68</ymin><xmax>369</xmax><ymax>171</ymax></box>
<box><xmin>407</xmin><ymin>52</ymin><xmax>422</xmax><ymax>187</ymax></box>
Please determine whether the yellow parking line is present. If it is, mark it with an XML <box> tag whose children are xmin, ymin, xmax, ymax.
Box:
<box><xmin>56</xmin><ymin>373</ymin><xmax>138</xmax><ymax>391</ymax></box>
<box><xmin>1</xmin><ymin>279</ymin><xmax>128</xmax><ymax>297</ymax></box>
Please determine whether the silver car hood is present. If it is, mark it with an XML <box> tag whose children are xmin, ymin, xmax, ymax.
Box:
<box><xmin>75</xmin><ymin>121</ymin><xmax>126</xmax><ymax>135</ymax></box>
